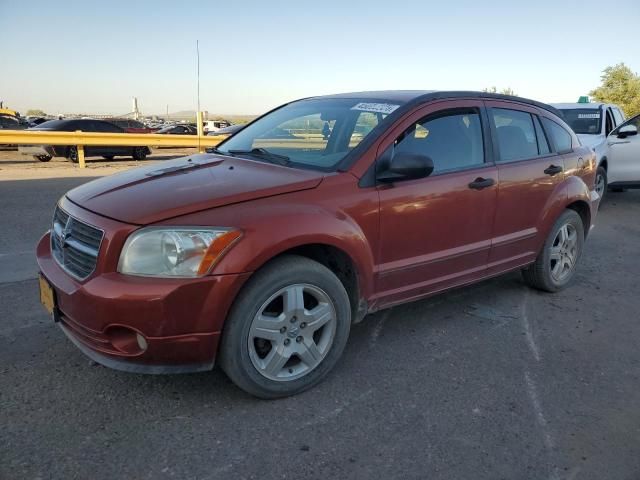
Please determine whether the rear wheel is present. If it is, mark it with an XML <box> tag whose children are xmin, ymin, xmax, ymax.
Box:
<box><xmin>67</xmin><ymin>146</ymin><xmax>79</xmax><ymax>163</ymax></box>
<box><xmin>595</xmin><ymin>166</ymin><xmax>607</xmax><ymax>202</ymax></box>
<box><xmin>219</xmin><ymin>255</ymin><xmax>351</xmax><ymax>399</ymax></box>
<box><xmin>35</xmin><ymin>155</ymin><xmax>51</xmax><ymax>162</ymax></box>
<box><xmin>522</xmin><ymin>209</ymin><xmax>584</xmax><ymax>292</ymax></box>
<box><xmin>132</xmin><ymin>146</ymin><xmax>147</xmax><ymax>160</ymax></box>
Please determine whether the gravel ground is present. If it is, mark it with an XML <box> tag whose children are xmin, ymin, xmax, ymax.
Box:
<box><xmin>1</xmin><ymin>155</ymin><xmax>639</xmax><ymax>480</ymax></box>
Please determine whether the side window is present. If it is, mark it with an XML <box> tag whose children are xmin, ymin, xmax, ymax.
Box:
<box><xmin>541</xmin><ymin>117</ymin><xmax>572</xmax><ymax>153</ymax></box>
<box><xmin>533</xmin><ymin>116</ymin><xmax>551</xmax><ymax>155</ymax></box>
<box><xmin>490</xmin><ymin>108</ymin><xmax>539</xmax><ymax>162</ymax></box>
<box><xmin>605</xmin><ymin>109</ymin><xmax>614</xmax><ymax>136</ymax></box>
<box><xmin>350</xmin><ymin>112</ymin><xmax>381</xmax><ymax>147</ymax></box>
<box><xmin>98</xmin><ymin>121</ymin><xmax>123</xmax><ymax>133</ymax></box>
<box><xmin>612</xmin><ymin>114</ymin><xmax>640</xmax><ymax>136</ymax></box>
<box><xmin>612</xmin><ymin>108</ymin><xmax>625</xmax><ymax>126</ymax></box>
<box><xmin>393</xmin><ymin>109</ymin><xmax>484</xmax><ymax>174</ymax></box>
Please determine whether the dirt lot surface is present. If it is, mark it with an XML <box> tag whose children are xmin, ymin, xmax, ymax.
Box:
<box><xmin>0</xmin><ymin>147</ymin><xmax>196</xmax><ymax>179</ymax></box>
<box><xmin>1</xmin><ymin>151</ymin><xmax>639</xmax><ymax>479</ymax></box>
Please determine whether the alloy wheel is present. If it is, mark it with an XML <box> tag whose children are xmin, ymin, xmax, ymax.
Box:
<box><xmin>248</xmin><ymin>283</ymin><xmax>336</xmax><ymax>382</ymax></box>
<box><xmin>549</xmin><ymin>223</ymin><xmax>578</xmax><ymax>283</ymax></box>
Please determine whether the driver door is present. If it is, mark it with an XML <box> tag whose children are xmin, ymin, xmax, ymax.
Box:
<box><xmin>606</xmin><ymin>114</ymin><xmax>640</xmax><ymax>185</ymax></box>
<box><xmin>375</xmin><ymin>100</ymin><xmax>498</xmax><ymax>307</ymax></box>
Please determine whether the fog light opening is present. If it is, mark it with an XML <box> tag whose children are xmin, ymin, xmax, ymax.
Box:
<box><xmin>136</xmin><ymin>333</ymin><xmax>148</xmax><ymax>351</ymax></box>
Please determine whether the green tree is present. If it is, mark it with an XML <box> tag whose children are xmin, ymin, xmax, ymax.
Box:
<box><xmin>590</xmin><ymin>63</ymin><xmax>640</xmax><ymax>117</ymax></box>
<box><xmin>26</xmin><ymin>109</ymin><xmax>46</xmax><ymax>116</ymax></box>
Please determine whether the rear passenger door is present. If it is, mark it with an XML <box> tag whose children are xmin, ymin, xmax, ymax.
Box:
<box><xmin>484</xmin><ymin>101</ymin><xmax>567</xmax><ymax>275</ymax></box>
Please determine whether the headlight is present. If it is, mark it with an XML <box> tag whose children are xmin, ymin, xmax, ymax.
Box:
<box><xmin>118</xmin><ymin>227</ymin><xmax>241</xmax><ymax>277</ymax></box>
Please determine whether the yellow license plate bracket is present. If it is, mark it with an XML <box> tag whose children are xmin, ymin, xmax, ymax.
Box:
<box><xmin>39</xmin><ymin>274</ymin><xmax>55</xmax><ymax>315</ymax></box>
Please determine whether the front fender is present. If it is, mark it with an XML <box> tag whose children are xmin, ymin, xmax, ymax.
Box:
<box><xmin>167</xmin><ymin>189</ymin><xmax>379</xmax><ymax>302</ymax></box>
<box><xmin>223</xmin><ymin>202</ymin><xmax>376</xmax><ymax>299</ymax></box>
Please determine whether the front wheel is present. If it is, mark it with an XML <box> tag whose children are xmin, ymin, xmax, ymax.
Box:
<box><xmin>35</xmin><ymin>155</ymin><xmax>51</xmax><ymax>162</ymax></box>
<box><xmin>219</xmin><ymin>255</ymin><xmax>351</xmax><ymax>399</ymax></box>
<box><xmin>132</xmin><ymin>146</ymin><xmax>147</xmax><ymax>160</ymax></box>
<box><xmin>522</xmin><ymin>209</ymin><xmax>584</xmax><ymax>292</ymax></box>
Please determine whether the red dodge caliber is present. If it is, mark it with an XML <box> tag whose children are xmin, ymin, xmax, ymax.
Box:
<box><xmin>37</xmin><ymin>91</ymin><xmax>600</xmax><ymax>398</ymax></box>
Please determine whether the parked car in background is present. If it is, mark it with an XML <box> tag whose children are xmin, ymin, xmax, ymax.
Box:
<box><xmin>0</xmin><ymin>114</ymin><xmax>27</xmax><ymax>147</ymax></box>
<box><xmin>19</xmin><ymin>118</ymin><xmax>151</xmax><ymax>162</ymax></box>
<box><xmin>156</xmin><ymin>124</ymin><xmax>197</xmax><ymax>135</ymax></box>
<box><xmin>37</xmin><ymin>91</ymin><xmax>599</xmax><ymax>398</ymax></box>
<box><xmin>552</xmin><ymin>102</ymin><xmax>626</xmax><ymax>199</ymax></box>
<box><xmin>106</xmin><ymin>118</ymin><xmax>155</xmax><ymax>133</ymax></box>
<box><xmin>206</xmin><ymin>124</ymin><xmax>243</xmax><ymax>153</ymax></box>
<box><xmin>204</xmin><ymin>120</ymin><xmax>231</xmax><ymax>133</ymax></box>
<box><xmin>0</xmin><ymin>114</ymin><xmax>27</xmax><ymax>131</ymax></box>
<box><xmin>601</xmin><ymin>113</ymin><xmax>640</xmax><ymax>191</ymax></box>
<box><xmin>27</xmin><ymin>117</ymin><xmax>51</xmax><ymax>127</ymax></box>
<box><xmin>207</xmin><ymin>124</ymin><xmax>243</xmax><ymax>137</ymax></box>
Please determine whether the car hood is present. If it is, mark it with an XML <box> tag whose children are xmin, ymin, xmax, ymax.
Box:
<box><xmin>66</xmin><ymin>154</ymin><xmax>325</xmax><ymax>225</ymax></box>
<box><xmin>577</xmin><ymin>133</ymin><xmax>605</xmax><ymax>149</ymax></box>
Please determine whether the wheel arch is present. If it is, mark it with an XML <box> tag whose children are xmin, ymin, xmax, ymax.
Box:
<box><xmin>566</xmin><ymin>200</ymin><xmax>591</xmax><ymax>239</ymax></box>
<box><xmin>235</xmin><ymin>239</ymin><xmax>369</xmax><ymax>325</ymax></box>
<box><xmin>599</xmin><ymin>156</ymin><xmax>608</xmax><ymax>171</ymax></box>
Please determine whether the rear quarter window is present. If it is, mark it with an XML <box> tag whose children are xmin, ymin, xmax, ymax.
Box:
<box><xmin>541</xmin><ymin>117</ymin><xmax>572</xmax><ymax>153</ymax></box>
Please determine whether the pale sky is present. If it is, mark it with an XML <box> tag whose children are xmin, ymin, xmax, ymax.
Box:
<box><xmin>1</xmin><ymin>0</ymin><xmax>638</xmax><ymax>116</ymax></box>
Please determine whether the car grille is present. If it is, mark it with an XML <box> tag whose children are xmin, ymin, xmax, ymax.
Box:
<box><xmin>51</xmin><ymin>206</ymin><xmax>104</xmax><ymax>280</ymax></box>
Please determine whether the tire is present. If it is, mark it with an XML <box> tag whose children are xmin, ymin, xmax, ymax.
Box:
<box><xmin>35</xmin><ymin>155</ymin><xmax>51</xmax><ymax>162</ymax></box>
<box><xmin>522</xmin><ymin>209</ymin><xmax>584</xmax><ymax>293</ymax></box>
<box><xmin>219</xmin><ymin>255</ymin><xmax>351</xmax><ymax>399</ymax></box>
<box><xmin>132</xmin><ymin>146</ymin><xmax>147</xmax><ymax>160</ymax></box>
<box><xmin>595</xmin><ymin>165</ymin><xmax>607</xmax><ymax>203</ymax></box>
<box><xmin>102</xmin><ymin>155</ymin><xmax>114</xmax><ymax>160</ymax></box>
<box><xmin>67</xmin><ymin>146</ymin><xmax>79</xmax><ymax>163</ymax></box>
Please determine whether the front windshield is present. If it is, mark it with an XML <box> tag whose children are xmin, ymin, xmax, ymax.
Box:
<box><xmin>216</xmin><ymin>98</ymin><xmax>401</xmax><ymax>169</ymax></box>
<box><xmin>559</xmin><ymin>108</ymin><xmax>602</xmax><ymax>135</ymax></box>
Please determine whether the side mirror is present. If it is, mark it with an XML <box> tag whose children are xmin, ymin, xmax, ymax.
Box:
<box><xmin>617</xmin><ymin>124</ymin><xmax>638</xmax><ymax>138</ymax></box>
<box><xmin>377</xmin><ymin>152</ymin><xmax>434</xmax><ymax>183</ymax></box>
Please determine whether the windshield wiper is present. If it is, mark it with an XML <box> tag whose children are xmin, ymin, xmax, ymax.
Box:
<box><xmin>228</xmin><ymin>148</ymin><xmax>290</xmax><ymax>166</ymax></box>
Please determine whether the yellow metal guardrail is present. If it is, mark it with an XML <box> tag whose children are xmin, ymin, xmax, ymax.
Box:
<box><xmin>0</xmin><ymin>112</ymin><xmax>226</xmax><ymax>168</ymax></box>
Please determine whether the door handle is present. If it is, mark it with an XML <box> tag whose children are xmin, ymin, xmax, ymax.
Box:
<box><xmin>468</xmin><ymin>177</ymin><xmax>495</xmax><ymax>190</ymax></box>
<box><xmin>544</xmin><ymin>165</ymin><xmax>563</xmax><ymax>176</ymax></box>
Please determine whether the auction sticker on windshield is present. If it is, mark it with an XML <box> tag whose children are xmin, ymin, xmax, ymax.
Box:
<box><xmin>351</xmin><ymin>103</ymin><xmax>400</xmax><ymax>115</ymax></box>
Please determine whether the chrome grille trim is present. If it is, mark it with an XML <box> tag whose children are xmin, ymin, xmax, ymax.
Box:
<box><xmin>51</xmin><ymin>205</ymin><xmax>104</xmax><ymax>281</ymax></box>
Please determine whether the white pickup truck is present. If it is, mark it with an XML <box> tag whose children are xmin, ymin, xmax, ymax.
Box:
<box><xmin>551</xmin><ymin>102</ymin><xmax>630</xmax><ymax>199</ymax></box>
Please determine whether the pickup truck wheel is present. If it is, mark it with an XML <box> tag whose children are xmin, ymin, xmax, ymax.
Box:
<box><xmin>522</xmin><ymin>210</ymin><xmax>584</xmax><ymax>293</ymax></box>
<box><xmin>35</xmin><ymin>155</ymin><xmax>51</xmax><ymax>162</ymax></box>
<box><xmin>219</xmin><ymin>255</ymin><xmax>351</xmax><ymax>399</ymax></box>
<box><xmin>67</xmin><ymin>146</ymin><xmax>79</xmax><ymax>163</ymax></box>
<box><xmin>595</xmin><ymin>166</ymin><xmax>607</xmax><ymax>202</ymax></box>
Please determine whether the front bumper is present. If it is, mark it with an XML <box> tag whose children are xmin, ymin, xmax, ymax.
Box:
<box><xmin>37</xmin><ymin>229</ymin><xmax>251</xmax><ymax>374</ymax></box>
